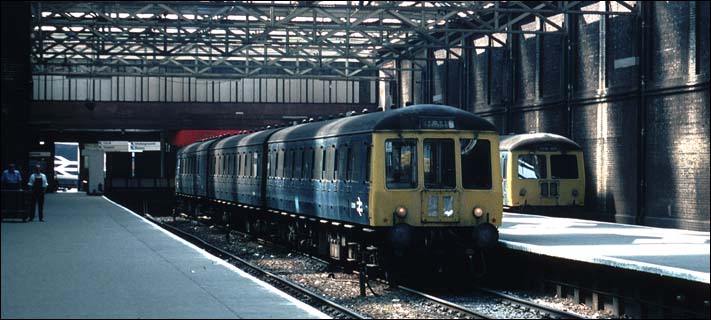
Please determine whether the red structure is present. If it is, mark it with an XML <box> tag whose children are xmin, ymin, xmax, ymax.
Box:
<box><xmin>171</xmin><ymin>130</ymin><xmax>243</xmax><ymax>147</ymax></box>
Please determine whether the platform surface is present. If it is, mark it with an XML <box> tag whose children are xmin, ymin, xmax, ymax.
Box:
<box><xmin>500</xmin><ymin>212</ymin><xmax>710</xmax><ymax>284</ymax></box>
<box><xmin>1</xmin><ymin>193</ymin><xmax>328</xmax><ymax>319</ymax></box>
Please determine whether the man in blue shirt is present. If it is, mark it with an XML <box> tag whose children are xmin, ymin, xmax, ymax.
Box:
<box><xmin>2</xmin><ymin>163</ymin><xmax>22</xmax><ymax>190</ymax></box>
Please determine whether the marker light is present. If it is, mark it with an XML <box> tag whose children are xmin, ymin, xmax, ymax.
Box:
<box><xmin>473</xmin><ymin>207</ymin><xmax>484</xmax><ymax>217</ymax></box>
<box><xmin>396</xmin><ymin>206</ymin><xmax>408</xmax><ymax>218</ymax></box>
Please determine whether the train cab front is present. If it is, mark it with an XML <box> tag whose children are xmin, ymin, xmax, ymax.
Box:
<box><xmin>370</xmin><ymin>131</ymin><xmax>503</xmax><ymax>257</ymax></box>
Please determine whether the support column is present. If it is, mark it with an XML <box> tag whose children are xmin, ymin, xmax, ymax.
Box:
<box><xmin>506</xmin><ymin>18</ymin><xmax>516</xmax><ymax>134</ymax></box>
<box><xmin>426</xmin><ymin>48</ymin><xmax>435</xmax><ymax>104</ymax></box>
<box><xmin>636</xmin><ymin>1</ymin><xmax>650</xmax><ymax>225</ymax></box>
<box><xmin>563</xmin><ymin>6</ymin><xmax>575</xmax><ymax>138</ymax></box>
<box><xmin>394</xmin><ymin>59</ymin><xmax>402</xmax><ymax>108</ymax></box>
<box><xmin>160</xmin><ymin>131</ymin><xmax>166</xmax><ymax>178</ymax></box>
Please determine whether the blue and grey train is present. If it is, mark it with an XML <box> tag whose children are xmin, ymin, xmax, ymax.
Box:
<box><xmin>175</xmin><ymin>104</ymin><xmax>502</xmax><ymax>271</ymax></box>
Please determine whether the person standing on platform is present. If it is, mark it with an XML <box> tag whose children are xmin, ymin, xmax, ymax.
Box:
<box><xmin>27</xmin><ymin>164</ymin><xmax>48</xmax><ymax>222</ymax></box>
<box><xmin>2</xmin><ymin>163</ymin><xmax>22</xmax><ymax>190</ymax></box>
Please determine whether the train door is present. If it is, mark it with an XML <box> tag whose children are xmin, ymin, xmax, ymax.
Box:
<box><xmin>420</xmin><ymin>139</ymin><xmax>459</xmax><ymax>223</ymax></box>
<box><xmin>500</xmin><ymin>151</ymin><xmax>508</xmax><ymax>205</ymax></box>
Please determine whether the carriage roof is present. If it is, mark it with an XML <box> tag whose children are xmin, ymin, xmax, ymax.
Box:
<box><xmin>499</xmin><ymin>133</ymin><xmax>582</xmax><ymax>151</ymax></box>
<box><xmin>269</xmin><ymin>104</ymin><xmax>496</xmax><ymax>142</ymax></box>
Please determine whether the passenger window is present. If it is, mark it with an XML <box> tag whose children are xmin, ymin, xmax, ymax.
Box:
<box><xmin>246</xmin><ymin>153</ymin><xmax>252</xmax><ymax>177</ymax></box>
<box><xmin>277</xmin><ymin>149</ymin><xmax>284</xmax><ymax>178</ymax></box>
<box><xmin>333</xmin><ymin>147</ymin><xmax>339</xmax><ymax>180</ymax></box>
<box><xmin>243</xmin><ymin>153</ymin><xmax>248</xmax><ymax>176</ymax></box>
<box><xmin>253</xmin><ymin>152</ymin><xmax>259</xmax><ymax>177</ymax></box>
<box><xmin>295</xmin><ymin>149</ymin><xmax>302</xmax><ymax>179</ymax></box>
<box><xmin>385</xmin><ymin>139</ymin><xmax>417</xmax><ymax>189</ymax></box>
<box><xmin>461</xmin><ymin>139</ymin><xmax>492</xmax><ymax>189</ymax></box>
<box><xmin>424</xmin><ymin>139</ymin><xmax>456</xmax><ymax>189</ymax></box>
<box><xmin>344</xmin><ymin>147</ymin><xmax>352</xmax><ymax>181</ymax></box>
<box><xmin>518</xmin><ymin>154</ymin><xmax>547</xmax><ymax>179</ymax></box>
<box><xmin>551</xmin><ymin>155</ymin><xmax>579</xmax><ymax>179</ymax></box>
<box><xmin>248</xmin><ymin>153</ymin><xmax>253</xmax><ymax>177</ymax></box>
<box><xmin>313</xmin><ymin>148</ymin><xmax>320</xmax><ymax>180</ymax></box>
<box><xmin>365</xmin><ymin>145</ymin><xmax>371</xmax><ymax>183</ymax></box>
<box><xmin>321</xmin><ymin>148</ymin><xmax>327</xmax><ymax>180</ymax></box>
<box><xmin>288</xmin><ymin>149</ymin><xmax>295</xmax><ymax>179</ymax></box>
<box><xmin>304</xmin><ymin>148</ymin><xmax>313</xmax><ymax>179</ymax></box>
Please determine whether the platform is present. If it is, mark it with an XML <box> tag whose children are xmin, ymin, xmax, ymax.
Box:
<box><xmin>499</xmin><ymin>212</ymin><xmax>710</xmax><ymax>284</ymax></box>
<box><xmin>1</xmin><ymin>193</ymin><xmax>328</xmax><ymax>319</ymax></box>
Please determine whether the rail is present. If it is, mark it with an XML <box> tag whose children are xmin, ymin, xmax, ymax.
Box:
<box><xmin>145</xmin><ymin>214</ymin><xmax>366</xmax><ymax>319</ymax></box>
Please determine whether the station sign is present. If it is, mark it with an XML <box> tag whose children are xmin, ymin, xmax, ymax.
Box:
<box><xmin>29</xmin><ymin>151</ymin><xmax>52</xmax><ymax>157</ymax></box>
<box><xmin>130</xmin><ymin>142</ymin><xmax>161</xmax><ymax>151</ymax></box>
<box><xmin>99</xmin><ymin>141</ymin><xmax>161</xmax><ymax>152</ymax></box>
<box><xmin>99</xmin><ymin>141</ymin><xmax>130</xmax><ymax>152</ymax></box>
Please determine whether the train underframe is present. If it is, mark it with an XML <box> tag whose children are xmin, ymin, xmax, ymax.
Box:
<box><xmin>175</xmin><ymin>195</ymin><xmax>497</xmax><ymax>282</ymax></box>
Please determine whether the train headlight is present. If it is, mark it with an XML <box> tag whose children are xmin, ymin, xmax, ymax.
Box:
<box><xmin>473</xmin><ymin>207</ymin><xmax>484</xmax><ymax>218</ymax></box>
<box><xmin>572</xmin><ymin>189</ymin><xmax>579</xmax><ymax>197</ymax></box>
<box><xmin>519</xmin><ymin>188</ymin><xmax>527</xmax><ymax>196</ymax></box>
<box><xmin>396</xmin><ymin>206</ymin><xmax>408</xmax><ymax>218</ymax></box>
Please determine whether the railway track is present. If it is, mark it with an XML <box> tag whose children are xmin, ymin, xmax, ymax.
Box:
<box><xmin>149</xmin><ymin>214</ymin><xmax>594</xmax><ymax>319</ymax></box>
<box><xmin>145</xmin><ymin>215</ymin><xmax>366</xmax><ymax>319</ymax></box>
<box><xmin>181</xmin><ymin>216</ymin><xmax>494</xmax><ymax>319</ymax></box>
<box><xmin>475</xmin><ymin>287</ymin><xmax>585</xmax><ymax>319</ymax></box>
<box><xmin>389</xmin><ymin>281</ymin><xmax>584</xmax><ymax>319</ymax></box>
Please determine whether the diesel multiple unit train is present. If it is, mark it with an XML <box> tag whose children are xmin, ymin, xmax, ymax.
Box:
<box><xmin>175</xmin><ymin>104</ymin><xmax>502</xmax><ymax>272</ymax></box>
<box><xmin>500</xmin><ymin>133</ymin><xmax>586</xmax><ymax>211</ymax></box>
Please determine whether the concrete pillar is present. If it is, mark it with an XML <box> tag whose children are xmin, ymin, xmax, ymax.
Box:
<box><xmin>82</xmin><ymin>144</ymin><xmax>105</xmax><ymax>195</ymax></box>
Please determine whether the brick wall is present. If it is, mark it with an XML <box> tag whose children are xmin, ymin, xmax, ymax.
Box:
<box><xmin>572</xmin><ymin>99</ymin><xmax>639</xmax><ymax>224</ymax></box>
<box><xmin>437</xmin><ymin>2</ymin><xmax>710</xmax><ymax>231</ymax></box>
<box><xmin>644</xmin><ymin>91</ymin><xmax>710</xmax><ymax>230</ymax></box>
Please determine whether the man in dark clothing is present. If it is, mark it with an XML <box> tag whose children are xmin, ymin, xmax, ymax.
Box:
<box><xmin>27</xmin><ymin>165</ymin><xmax>48</xmax><ymax>222</ymax></box>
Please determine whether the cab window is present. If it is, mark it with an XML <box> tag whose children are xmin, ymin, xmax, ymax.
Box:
<box><xmin>461</xmin><ymin>139</ymin><xmax>492</xmax><ymax>189</ymax></box>
<box><xmin>551</xmin><ymin>154</ymin><xmax>579</xmax><ymax>179</ymax></box>
<box><xmin>385</xmin><ymin>139</ymin><xmax>417</xmax><ymax>189</ymax></box>
<box><xmin>518</xmin><ymin>154</ymin><xmax>546</xmax><ymax>179</ymax></box>
<box><xmin>424</xmin><ymin>139</ymin><xmax>455</xmax><ymax>189</ymax></box>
